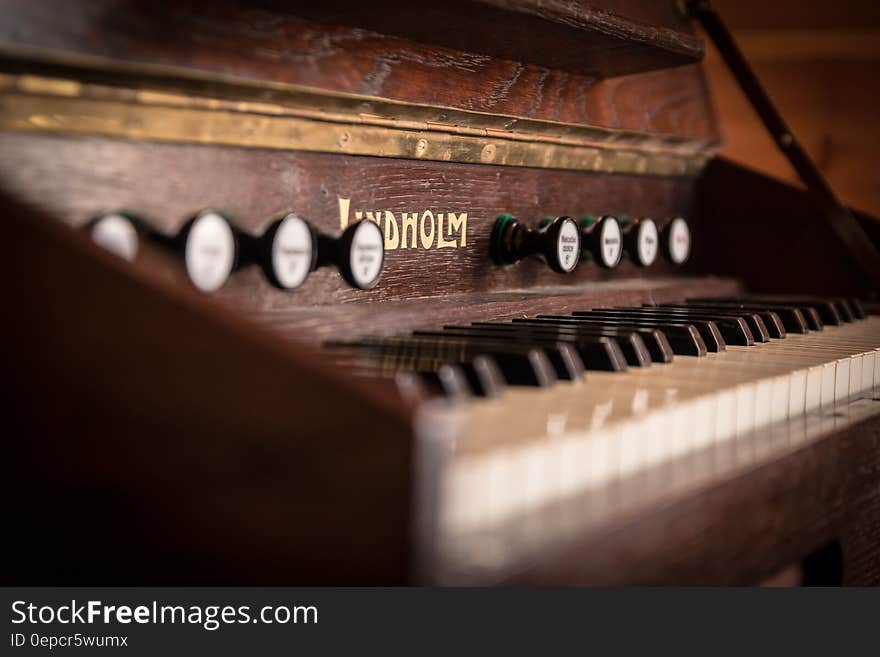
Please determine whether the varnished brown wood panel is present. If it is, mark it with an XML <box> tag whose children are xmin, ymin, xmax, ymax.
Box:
<box><xmin>0</xmin><ymin>0</ymin><xmax>719</xmax><ymax>142</ymax></box>
<box><xmin>696</xmin><ymin>158</ymin><xmax>879</xmax><ymax>300</ymax></box>
<box><xmin>250</xmin><ymin>277</ymin><xmax>742</xmax><ymax>342</ymax></box>
<box><xmin>0</xmin><ymin>132</ymin><xmax>702</xmax><ymax>308</ymax></box>
<box><xmin>276</xmin><ymin>0</ymin><xmax>702</xmax><ymax>76</ymax></box>
<box><xmin>1</xmin><ymin>192</ymin><xmax>415</xmax><ymax>584</ymax></box>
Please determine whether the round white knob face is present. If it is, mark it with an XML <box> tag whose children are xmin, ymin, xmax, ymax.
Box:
<box><xmin>555</xmin><ymin>218</ymin><xmax>581</xmax><ymax>273</ymax></box>
<box><xmin>667</xmin><ymin>217</ymin><xmax>691</xmax><ymax>265</ymax></box>
<box><xmin>184</xmin><ymin>212</ymin><xmax>236</xmax><ymax>292</ymax></box>
<box><xmin>348</xmin><ymin>220</ymin><xmax>384</xmax><ymax>289</ymax></box>
<box><xmin>90</xmin><ymin>213</ymin><xmax>138</xmax><ymax>261</ymax></box>
<box><xmin>598</xmin><ymin>217</ymin><xmax>623</xmax><ymax>268</ymax></box>
<box><xmin>636</xmin><ymin>219</ymin><xmax>659</xmax><ymax>266</ymax></box>
<box><xmin>270</xmin><ymin>214</ymin><xmax>314</xmax><ymax>289</ymax></box>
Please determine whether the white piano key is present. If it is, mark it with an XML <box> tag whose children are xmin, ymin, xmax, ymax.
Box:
<box><xmin>556</xmin><ymin>436</ymin><xmax>582</xmax><ymax>497</ymax></box>
<box><xmin>848</xmin><ymin>355</ymin><xmax>862</xmax><ymax>396</ymax></box>
<box><xmin>834</xmin><ymin>357</ymin><xmax>851</xmax><ymax>402</ymax></box>
<box><xmin>485</xmin><ymin>450</ymin><xmax>514</xmax><ymax>525</ymax></box>
<box><xmin>805</xmin><ymin>366</ymin><xmax>822</xmax><ymax>411</ymax></box>
<box><xmin>692</xmin><ymin>397</ymin><xmax>715</xmax><ymax>451</ymax></box>
<box><xmin>445</xmin><ymin>457</ymin><xmax>482</xmax><ymax>533</ymax></box>
<box><xmin>618</xmin><ymin>420</ymin><xmax>644</xmax><ymax>476</ymax></box>
<box><xmin>862</xmin><ymin>351</ymin><xmax>875</xmax><ymax>393</ymax></box>
<box><xmin>820</xmin><ymin>361</ymin><xmax>837</xmax><ymax>408</ymax></box>
<box><xmin>874</xmin><ymin>348</ymin><xmax>880</xmax><ymax>389</ymax></box>
<box><xmin>714</xmin><ymin>389</ymin><xmax>737</xmax><ymax>442</ymax></box>
<box><xmin>770</xmin><ymin>374</ymin><xmax>790</xmax><ymax>423</ymax></box>
<box><xmin>788</xmin><ymin>369</ymin><xmax>807</xmax><ymax>418</ymax></box>
<box><xmin>585</xmin><ymin>428</ymin><xmax>616</xmax><ymax>487</ymax></box>
<box><xmin>438</xmin><ymin>317</ymin><xmax>880</xmax><ymax>537</ymax></box>
<box><xmin>735</xmin><ymin>383</ymin><xmax>756</xmax><ymax>436</ymax></box>
<box><xmin>642</xmin><ymin>408</ymin><xmax>674</xmax><ymax>469</ymax></box>
<box><xmin>521</xmin><ymin>443</ymin><xmax>549</xmax><ymax>512</ymax></box>
<box><xmin>754</xmin><ymin>379</ymin><xmax>773</xmax><ymax>429</ymax></box>
<box><xmin>672</xmin><ymin>400</ymin><xmax>698</xmax><ymax>459</ymax></box>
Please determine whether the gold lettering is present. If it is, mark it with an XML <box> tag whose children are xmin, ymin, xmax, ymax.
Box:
<box><xmin>383</xmin><ymin>210</ymin><xmax>400</xmax><ymax>249</ymax></box>
<box><xmin>420</xmin><ymin>210</ymin><xmax>435</xmax><ymax>249</ymax></box>
<box><xmin>437</xmin><ymin>213</ymin><xmax>457</xmax><ymax>248</ymax></box>
<box><xmin>401</xmin><ymin>212</ymin><xmax>418</xmax><ymax>249</ymax></box>
<box><xmin>338</xmin><ymin>197</ymin><xmax>468</xmax><ymax>250</ymax></box>
<box><xmin>448</xmin><ymin>212</ymin><xmax>468</xmax><ymax>247</ymax></box>
<box><xmin>338</xmin><ymin>197</ymin><xmax>351</xmax><ymax>229</ymax></box>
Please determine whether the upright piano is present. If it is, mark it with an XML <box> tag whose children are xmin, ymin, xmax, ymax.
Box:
<box><xmin>2</xmin><ymin>0</ymin><xmax>879</xmax><ymax>585</ymax></box>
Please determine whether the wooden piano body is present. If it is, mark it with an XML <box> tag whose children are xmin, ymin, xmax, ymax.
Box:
<box><xmin>2</xmin><ymin>0</ymin><xmax>879</xmax><ymax>585</ymax></box>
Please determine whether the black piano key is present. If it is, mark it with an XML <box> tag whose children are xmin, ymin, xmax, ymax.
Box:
<box><xmin>624</xmin><ymin>306</ymin><xmax>755</xmax><ymax>346</ymax></box>
<box><xmin>467</xmin><ymin>321</ymin><xmax>651</xmax><ymax>367</ymax></box>
<box><xmin>410</xmin><ymin>331</ymin><xmax>583</xmax><ymax>381</ymax></box>
<box><xmin>699</xmin><ymin>296</ymin><xmax>832</xmax><ymax>328</ymax></box>
<box><xmin>686</xmin><ymin>304</ymin><xmax>786</xmax><ymax>338</ymax></box>
<box><xmin>572</xmin><ymin>310</ymin><xmax>727</xmax><ymax>352</ymax></box>
<box><xmin>505</xmin><ymin>318</ymin><xmax>673</xmax><ymax>363</ymax></box>
<box><xmin>757</xmin><ymin>312</ymin><xmax>785</xmax><ymax>338</ymax></box>
<box><xmin>689</xmin><ymin>297</ymin><xmax>824</xmax><ymax>330</ymax></box>
<box><xmin>760</xmin><ymin>296</ymin><xmax>848</xmax><ymax>324</ymax></box>
<box><xmin>483</xmin><ymin>349</ymin><xmax>556</xmax><ymax>388</ymax></box>
<box><xmin>684</xmin><ymin>300</ymin><xmax>810</xmax><ymax>334</ymax></box>
<box><xmin>796</xmin><ymin>306</ymin><xmax>823</xmax><ymax>331</ymax></box>
<box><xmin>415</xmin><ymin>326</ymin><xmax>600</xmax><ymax>374</ymax></box>
<box><xmin>339</xmin><ymin>358</ymin><xmax>474</xmax><ymax>401</ymax></box>
<box><xmin>330</xmin><ymin>337</ymin><xmax>557</xmax><ymax>387</ymax></box>
<box><xmin>772</xmin><ymin>298</ymin><xmax>840</xmax><ymax>325</ymax></box>
<box><xmin>484</xmin><ymin>350</ymin><xmax>556</xmax><ymax>387</ymax></box>
<box><xmin>754</xmin><ymin>297</ymin><xmax>842</xmax><ymax>326</ymax></box>
<box><xmin>415</xmin><ymin>365</ymin><xmax>473</xmax><ymax>400</ymax></box>
<box><xmin>653</xmin><ymin>304</ymin><xmax>770</xmax><ymax>342</ymax></box>
<box><xmin>737</xmin><ymin>309</ymin><xmax>785</xmax><ymax>338</ymax></box>
<box><xmin>835</xmin><ymin>298</ymin><xmax>856</xmax><ymax>322</ymax></box>
<box><xmin>847</xmin><ymin>298</ymin><xmax>866</xmax><ymax>319</ymax></box>
<box><xmin>416</xmin><ymin>329</ymin><xmax>584</xmax><ymax>380</ymax></box>
<box><xmin>532</xmin><ymin>315</ymin><xmax>707</xmax><ymax>357</ymax></box>
<box><xmin>459</xmin><ymin>356</ymin><xmax>506</xmax><ymax>398</ymax></box>
<box><xmin>790</xmin><ymin>299</ymin><xmax>841</xmax><ymax>325</ymax></box>
<box><xmin>329</xmin><ymin>350</ymin><xmax>481</xmax><ymax>400</ymax></box>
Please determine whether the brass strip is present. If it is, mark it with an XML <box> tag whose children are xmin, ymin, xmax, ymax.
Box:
<box><xmin>0</xmin><ymin>66</ymin><xmax>715</xmax><ymax>176</ymax></box>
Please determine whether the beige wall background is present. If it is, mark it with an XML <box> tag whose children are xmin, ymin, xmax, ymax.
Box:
<box><xmin>703</xmin><ymin>0</ymin><xmax>880</xmax><ymax>217</ymax></box>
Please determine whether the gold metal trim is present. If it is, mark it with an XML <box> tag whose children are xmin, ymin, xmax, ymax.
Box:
<box><xmin>0</xmin><ymin>53</ymin><xmax>717</xmax><ymax>176</ymax></box>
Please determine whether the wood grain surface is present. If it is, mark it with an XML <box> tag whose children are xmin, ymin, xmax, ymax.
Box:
<box><xmin>0</xmin><ymin>0</ymin><xmax>719</xmax><ymax>142</ymax></box>
<box><xmin>0</xmin><ymin>132</ymin><xmax>703</xmax><ymax>307</ymax></box>
<box><xmin>275</xmin><ymin>0</ymin><xmax>703</xmax><ymax>76</ymax></box>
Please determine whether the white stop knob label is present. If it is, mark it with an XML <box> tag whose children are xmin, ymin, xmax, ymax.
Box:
<box><xmin>667</xmin><ymin>217</ymin><xmax>691</xmax><ymax>265</ymax></box>
<box><xmin>556</xmin><ymin>218</ymin><xmax>581</xmax><ymax>273</ymax></box>
<box><xmin>349</xmin><ymin>220</ymin><xmax>384</xmax><ymax>289</ymax></box>
<box><xmin>599</xmin><ymin>218</ymin><xmax>623</xmax><ymax>268</ymax></box>
<box><xmin>271</xmin><ymin>214</ymin><xmax>314</xmax><ymax>289</ymax></box>
<box><xmin>90</xmin><ymin>213</ymin><xmax>138</xmax><ymax>261</ymax></box>
<box><xmin>636</xmin><ymin>219</ymin><xmax>658</xmax><ymax>266</ymax></box>
<box><xmin>184</xmin><ymin>211</ymin><xmax>236</xmax><ymax>292</ymax></box>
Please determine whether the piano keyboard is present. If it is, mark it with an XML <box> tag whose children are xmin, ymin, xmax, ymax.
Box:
<box><xmin>323</xmin><ymin>298</ymin><xmax>880</xmax><ymax>582</ymax></box>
